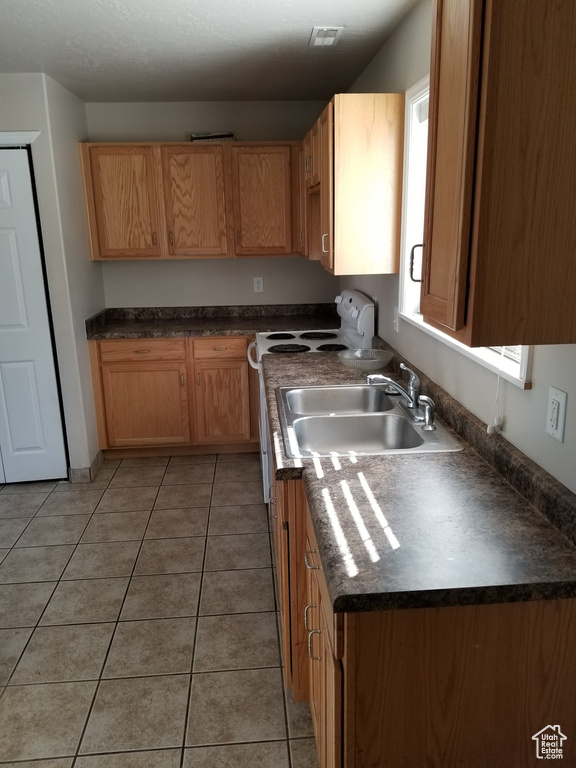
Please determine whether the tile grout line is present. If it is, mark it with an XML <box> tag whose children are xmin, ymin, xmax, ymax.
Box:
<box><xmin>179</xmin><ymin>464</ymin><xmax>214</xmax><ymax>768</ymax></box>
<box><xmin>70</xmin><ymin>458</ymin><xmax>167</xmax><ymax>768</ymax></box>
<box><xmin>0</xmin><ymin>464</ymin><xmax>123</xmax><ymax>699</ymax></box>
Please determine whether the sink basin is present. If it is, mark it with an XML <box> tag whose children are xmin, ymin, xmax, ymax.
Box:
<box><xmin>293</xmin><ymin>413</ymin><xmax>424</xmax><ymax>456</ymax></box>
<box><xmin>275</xmin><ymin>385</ymin><xmax>463</xmax><ymax>458</ymax></box>
<box><xmin>282</xmin><ymin>385</ymin><xmax>394</xmax><ymax>415</ymax></box>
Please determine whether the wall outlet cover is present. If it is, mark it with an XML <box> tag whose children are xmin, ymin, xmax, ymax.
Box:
<box><xmin>546</xmin><ymin>386</ymin><xmax>567</xmax><ymax>442</ymax></box>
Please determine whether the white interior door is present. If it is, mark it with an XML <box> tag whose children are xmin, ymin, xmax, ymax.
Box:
<box><xmin>0</xmin><ymin>148</ymin><xmax>67</xmax><ymax>482</ymax></box>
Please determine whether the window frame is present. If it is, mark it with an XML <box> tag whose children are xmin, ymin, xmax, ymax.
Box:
<box><xmin>398</xmin><ymin>76</ymin><xmax>533</xmax><ymax>390</ymax></box>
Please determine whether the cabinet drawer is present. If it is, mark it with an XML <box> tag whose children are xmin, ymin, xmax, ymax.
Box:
<box><xmin>306</xmin><ymin>509</ymin><xmax>344</xmax><ymax>658</ymax></box>
<box><xmin>193</xmin><ymin>337</ymin><xmax>248</xmax><ymax>359</ymax></box>
<box><xmin>99</xmin><ymin>339</ymin><xmax>186</xmax><ymax>363</ymax></box>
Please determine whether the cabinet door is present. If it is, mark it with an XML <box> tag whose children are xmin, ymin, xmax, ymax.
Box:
<box><xmin>420</xmin><ymin>0</ymin><xmax>483</xmax><ymax>331</ymax></box>
<box><xmin>272</xmin><ymin>476</ymin><xmax>293</xmax><ymax>691</ymax></box>
<box><xmin>230</xmin><ymin>146</ymin><xmax>292</xmax><ymax>255</ymax></box>
<box><xmin>162</xmin><ymin>145</ymin><xmax>230</xmax><ymax>257</ymax></box>
<box><xmin>318</xmin><ymin>103</ymin><xmax>334</xmax><ymax>271</ymax></box>
<box><xmin>194</xmin><ymin>359</ymin><xmax>251</xmax><ymax>443</ymax></box>
<box><xmin>311</xmin><ymin>120</ymin><xmax>321</xmax><ymax>186</ymax></box>
<box><xmin>84</xmin><ymin>146</ymin><xmax>164</xmax><ymax>259</ymax></box>
<box><xmin>306</xmin><ymin>541</ymin><xmax>324</xmax><ymax>760</ymax></box>
<box><xmin>101</xmin><ymin>362</ymin><xmax>190</xmax><ymax>447</ymax></box>
<box><xmin>306</xmin><ymin>538</ymin><xmax>342</xmax><ymax>768</ymax></box>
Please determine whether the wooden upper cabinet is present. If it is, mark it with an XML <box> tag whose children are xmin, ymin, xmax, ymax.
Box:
<box><xmin>81</xmin><ymin>141</ymin><xmax>297</xmax><ymax>260</ymax></box>
<box><xmin>81</xmin><ymin>145</ymin><xmax>164</xmax><ymax>259</ymax></box>
<box><xmin>161</xmin><ymin>145</ymin><xmax>229</xmax><ymax>257</ymax></box>
<box><xmin>318</xmin><ymin>102</ymin><xmax>334</xmax><ymax>271</ymax></box>
<box><xmin>421</xmin><ymin>0</ymin><xmax>576</xmax><ymax>345</ymax></box>
<box><xmin>229</xmin><ymin>145</ymin><xmax>292</xmax><ymax>256</ymax></box>
<box><xmin>306</xmin><ymin>93</ymin><xmax>405</xmax><ymax>276</ymax></box>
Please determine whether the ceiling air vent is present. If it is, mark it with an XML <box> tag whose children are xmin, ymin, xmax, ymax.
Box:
<box><xmin>309</xmin><ymin>26</ymin><xmax>344</xmax><ymax>47</ymax></box>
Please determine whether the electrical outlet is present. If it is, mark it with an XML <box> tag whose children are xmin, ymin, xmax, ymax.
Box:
<box><xmin>253</xmin><ymin>277</ymin><xmax>263</xmax><ymax>293</ymax></box>
<box><xmin>546</xmin><ymin>386</ymin><xmax>567</xmax><ymax>442</ymax></box>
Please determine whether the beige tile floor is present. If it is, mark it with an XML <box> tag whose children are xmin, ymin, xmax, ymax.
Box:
<box><xmin>0</xmin><ymin>453</ymin><xmax>319</xmax><ymax>768</ymax></box>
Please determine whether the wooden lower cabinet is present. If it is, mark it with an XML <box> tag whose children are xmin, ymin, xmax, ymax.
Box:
<box><xmin>193</xmin><ymin>360</ymin><xmax>250</xmax><ymax>443</ymax></box>
<box><xmin>271</xmin><ymin>475</ymin><xmax>310</xmax><ymax>701</ymax></box>
<box><xmin>287</xmin><ymin>486</ymin><xmax>576</xmax><ymax>768</ymax></box>
<box><xmin>90</xmin><ymin>336</ymin><xmax>258</xmax><ymax>451</ymax></box>
<box><xmin>305</xmin><ymin>523</ymin><xmax>342</xmax><ymax>768</ymax></box>
<box><xmin>100</xmin><ymin>361</ymin><xmax>190</xmax><ymax>448</ymax></box>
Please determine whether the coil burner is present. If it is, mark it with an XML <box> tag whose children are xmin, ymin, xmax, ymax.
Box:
<box><xmin>265</xmin><ymin>333</ymin><xmax>296</xmax><ymax>340</ymax></box>
<box><xmin>267</xmin><ymin>344</ymin><xmax>311</xmax><ymax>354</ymax></box>
<box><xmin>316</xmin><ymin>344</ymin><xmax>348</xmax><ymax>352</ymax></box>
<box><xmin>299</xmin><ymin>331</ymin><xmax>339</xmax><ymax>340</ymax></box>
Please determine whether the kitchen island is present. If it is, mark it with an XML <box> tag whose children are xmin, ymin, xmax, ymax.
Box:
<box><xmin>262</xmin><ymin>350</ymin><xmax>576</xmax><ymax>768</ymax></box>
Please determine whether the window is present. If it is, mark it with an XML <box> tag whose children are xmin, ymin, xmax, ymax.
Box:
<box><xmin>398</xmin><ymin>77</ymin><xmax>532</xmax><ymax>389</ymax></box>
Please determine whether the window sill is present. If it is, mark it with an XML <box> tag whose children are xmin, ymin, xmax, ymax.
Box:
<box><xmin>398</xmin><ymin>312</ymin><xmax>533</xmax><ymax>390</ymax></box>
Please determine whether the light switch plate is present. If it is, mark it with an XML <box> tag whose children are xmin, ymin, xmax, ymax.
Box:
<box><xmin>546</xmin><ymin>386</ymin><xmax>567</xmax><ymax>442</ymax></box>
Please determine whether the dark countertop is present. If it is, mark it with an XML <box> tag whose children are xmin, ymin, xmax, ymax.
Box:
<box><xmin>262</xmin><ymin>352</ymin><xmax>576</xmax><ymax>613</ymax></box>
<box><xmin>85</xmin><ymin>305</ymin><xmax>339</xmax><ymax>340</ymax></box>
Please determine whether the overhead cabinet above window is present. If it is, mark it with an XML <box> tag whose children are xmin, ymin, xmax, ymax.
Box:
<box><xmin>420</xmin><ymin>0</ymin><xmax>576</xmax><ymax>346</ymax></box>
<box><xmin>80</xmin><ymin>142</ymin><xmax>294</xmax><ymax>260</ymax></box>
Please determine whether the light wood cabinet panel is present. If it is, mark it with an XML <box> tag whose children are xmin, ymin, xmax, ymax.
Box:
<box><xmin>272</xmin><ymin>477</ymin><xmax>310</xmax><ymax>701</ymax></box>
<box><xmin>305</xmin><ymin>94</ymin><xmax>404</xmax><ymax>276</ymax></box>
<box><xmin>292</xmin><ymin>144</ymin><xmax>307</xmax><ymax>256</ymax></box>
<box><xmin>193</xmin><ymin>359</ymin><xmax>251</xmax><ymax>443</ymax></box>
<box><xmin>310</xmin><ymin>119</ymin><xmax>321</xmax><ymax>187</ymax></box>
<box><xmin>193</xmin><ymin>337</ymin><xmax>247</xmax><ymax>360</ymax></box>
<box><xmin>90</xmin><ymin>336</ymin><xmax>258</xmax><ymax>451</ymax></box>
<box><xmin>229</xmin><ymin>145</ymin><xmax>292</xmax><ymax>255</ymax></box>
<box><xmin>305</xmin><ymin>516</ymin><xmax>342</xmax><ymax>768</ymax></box>
<box><xmin>421</xmin><ymin>0</ymin><xmax>576</xmax><ymax>345</ymax></box>
<box><xmin>98</xmin><ymin>339</ymin><xmax>186</xmax><ymax>363</ymax></box>
<box><xmin>81</xmin><ymin>145</ymin><xmax>165</xmax><ymax>259</ymax></box>
<box><xmin>318</xmin><ymin>103</ymin><xmax>334</xmax><ymax>271</ymax></box>
<box><xmin>161</xmin><ymin>145</ymin><xmax>229</xmax><ymax>257</ymax></box>
<box><xmin>101</xmin><ymin>361</ymin><xmax>190</xmax><ymax>447</ymax></box>
<box><xmin>81</xmin><ymin>142</ymin><xmax>298</xmax><ymax>261</ymax></box>
<box><xmin>272</xmin><ymin>471</ymin><xmax>293</xmax><ymax>691</ymax></box>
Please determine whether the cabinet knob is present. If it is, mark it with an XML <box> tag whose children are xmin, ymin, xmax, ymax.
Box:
<box><xmin>236</xmin><ymin>232</ymin><xmax>241</xmax><ymax>244</ymax></box>
<box><xmin>321</xmin><ymin>234</ymin><xmax>329</xmax><ymax>253</ymax></box>
<box><xmin>169</xmin><ymin>232</ymin><xmax>174</xmax><ymax>245</ymax></box>
<box><xmin>180</xmin><ymin>373</ymin><xmax>184</xmax><ymax>387</ymax></box>
<box><xmin>152</xmin><ymin>232</ymin><xmax>157</xmax><ymax>245</ymax></box>
<box><xmin>135</xmin><ymin>349</ymin><xmax>150</xmax><ymax>354</ymax></box>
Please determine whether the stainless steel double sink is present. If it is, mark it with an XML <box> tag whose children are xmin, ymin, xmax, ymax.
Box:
<box><xmin>276</xmin><ymin>385</ymin><xmax>462</xmax><ymax>458</ymax></box>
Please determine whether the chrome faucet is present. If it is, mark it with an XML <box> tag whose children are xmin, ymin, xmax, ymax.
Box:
<box><xmin>366</xmin><ymin>363</ymin><xmax>420</xmax><ymax>409</ymax></box>
<box><xmin>367</xmin><ymin>364</ymin><xmax>436</xmax><ymax>428</ymax></box>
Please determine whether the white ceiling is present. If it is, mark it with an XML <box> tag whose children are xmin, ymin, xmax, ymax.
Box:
<box><xmin>0</xmin><ymin>0</ymin><xmax>419</xmax><ymax>102</ymax></box>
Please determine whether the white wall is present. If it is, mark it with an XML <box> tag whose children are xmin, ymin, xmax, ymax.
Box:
<box><xmin>86</xmin><ymin>100</ymin><xmax>339</xmax><ymax>306</ymax></box>
<box><xmin>85</xmin><ymin>101</ymin><xmax>325</xmax><ymax>142</ymax></box>
<box><xmin>103</xmin><ymin>257</ymin><xmax>337</xmax><ymax>307</ymax></box>
<box><xmin>0</xmin><ymin>74</ymin><xmax>104</xmax><ymax>472</ymax></box>
<box><xmin>343</xmin><ymin>0</ymin><xmax>576</xmax><ymax>495</ymax></box>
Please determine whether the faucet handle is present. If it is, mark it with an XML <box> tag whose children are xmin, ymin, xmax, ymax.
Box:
<box><xmin>399</xmin><ymin>363</ymin><xmax>421</xmax><ymax>406</ymax></box>
<box><xmin>399</xmin><ymin>363</ymin><xmax>420</xmax><ymax>390</ymax></box>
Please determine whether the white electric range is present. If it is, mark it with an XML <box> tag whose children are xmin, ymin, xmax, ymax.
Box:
<box><xmin>247</xmin><ymin>289</ymin><xmax>375</xmax><ymax>502</ymax></box>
